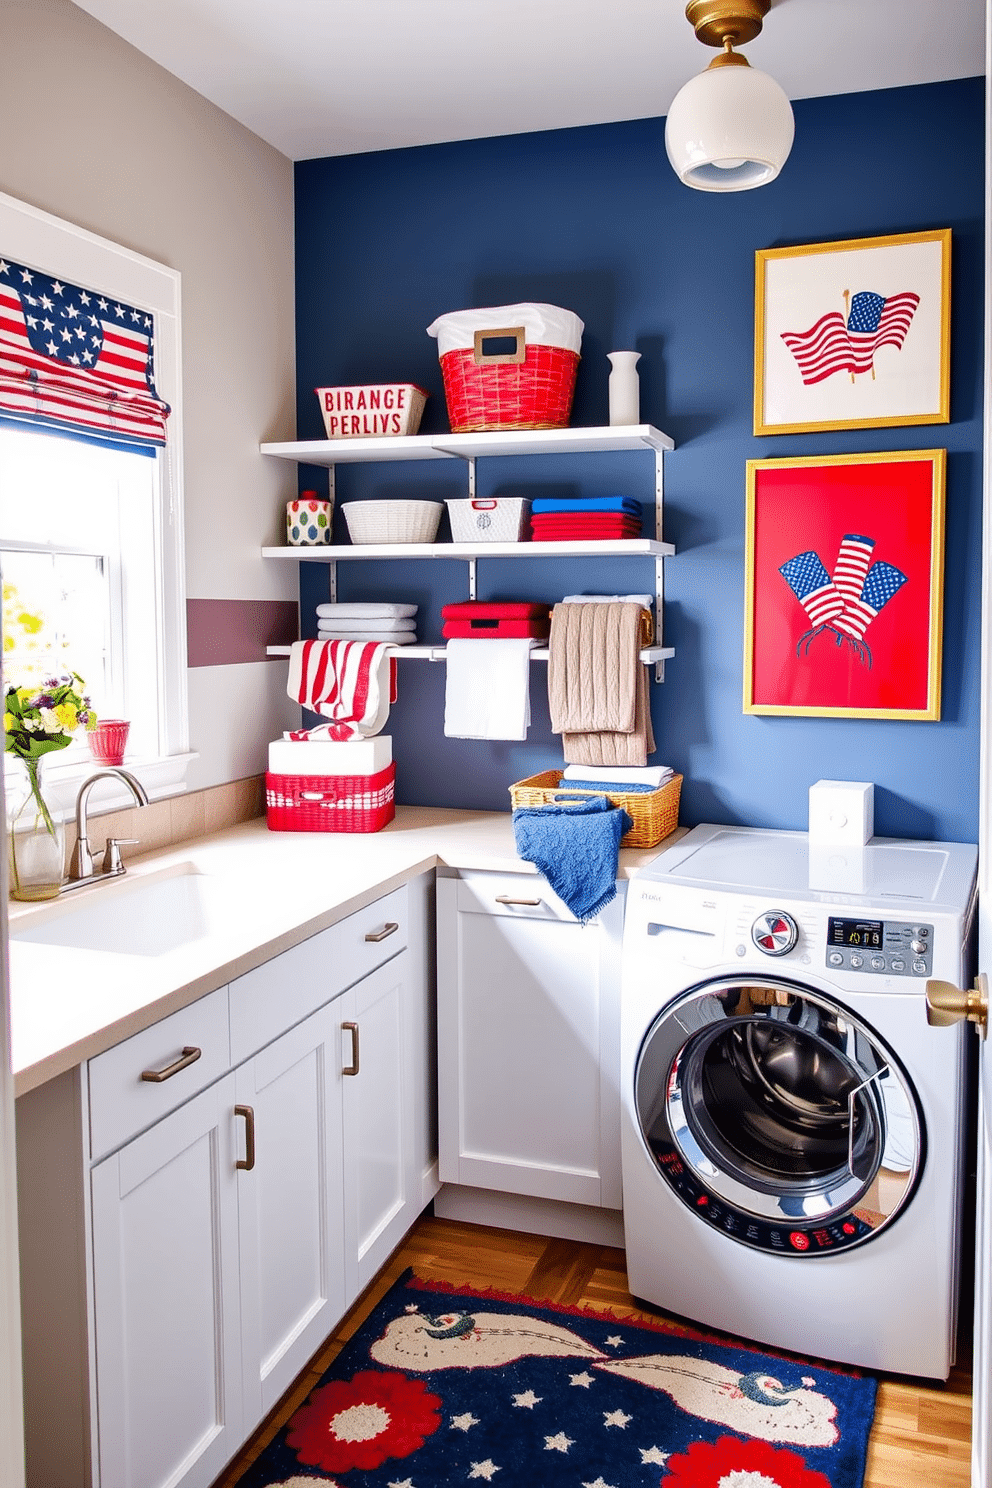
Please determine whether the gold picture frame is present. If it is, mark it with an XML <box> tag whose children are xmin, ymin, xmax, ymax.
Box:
<box><xmin>754</xmin><ymin>229</ymin><xmax>951</xmax><ymax>436</ymax></box>
<box><xmin>743</xmin><ymin>449</ymin><xmax>945</xmax><ymax>720</ymax></box>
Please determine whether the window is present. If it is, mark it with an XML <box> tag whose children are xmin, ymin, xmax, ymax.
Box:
<box><xmin>0</xmin><ymin>192</ymin><xmax>190</xmax><ymax>815</ymax></box>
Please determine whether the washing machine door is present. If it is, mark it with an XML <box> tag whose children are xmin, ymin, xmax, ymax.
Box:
<box><xmin>635</xmin><ymin>975</ymin><xmax>924</xmax><ymax>1256</ymax></box>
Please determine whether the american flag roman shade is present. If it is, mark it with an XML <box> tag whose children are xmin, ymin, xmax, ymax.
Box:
<box><xmin>0</xmin><ymin>255</ymin><xmax>170</xmax><ymax>451</ymax></box>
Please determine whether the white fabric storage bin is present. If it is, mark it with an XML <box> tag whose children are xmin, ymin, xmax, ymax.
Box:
<box><xmin>445</xmin><ymin>497</ymin><xmax>530</xmax><ymax>543</ymax></box>
<box><xmin>268</xmin><ymin>735</ymin><xmax>393</xmax><ymax>776</ymax></box>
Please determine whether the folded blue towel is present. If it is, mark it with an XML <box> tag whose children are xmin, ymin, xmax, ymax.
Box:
<box><xmin>512</xmin><ymin>795</ymin><xmax>632</xmax><ymax>923</ymax></box>
<box><xmin>554</xmin><ymin>778</ymin><xmax>657</xmax><ymax>794</ymax></box>
<box><xmin>531</xmin><ymin>496</ymin><xmax>641</xmax><ymax>515</ymax></box>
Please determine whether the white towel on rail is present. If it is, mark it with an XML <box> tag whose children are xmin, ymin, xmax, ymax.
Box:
<box><xmin>443</xmin><ymin>639</ymin><xmax>536</xmax><ymax>740</ymax></box>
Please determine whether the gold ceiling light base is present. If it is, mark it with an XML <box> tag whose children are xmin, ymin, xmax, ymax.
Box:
<box><xmin>685</xmin><ymin>0</ymin><xmax>770</xmax><ymax>51</ymax></box>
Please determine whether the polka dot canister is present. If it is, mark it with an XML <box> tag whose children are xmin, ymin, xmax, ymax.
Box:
<box><xmin>287</xmin><ymin>493</ymin><xmax>334</xmax><ymax>545</ymax></box>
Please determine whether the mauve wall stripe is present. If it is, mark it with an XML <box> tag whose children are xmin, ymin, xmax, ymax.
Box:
<box><xmin>187</xmin><ymin>598</ymin><xmax>299</xmax><ymax>667</ymax></box>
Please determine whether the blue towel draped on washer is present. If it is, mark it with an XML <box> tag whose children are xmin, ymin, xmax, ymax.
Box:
<box><xmin>512</xmin><ymin>795</ymin><xmax>632</xmax><ymax>922</ymax></box>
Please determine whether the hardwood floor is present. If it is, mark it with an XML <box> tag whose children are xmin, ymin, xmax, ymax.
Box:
<box><xmin>212</xmin><ymin>1212</ymin><xmax>973</xmax><ymax>1488</ymax></box>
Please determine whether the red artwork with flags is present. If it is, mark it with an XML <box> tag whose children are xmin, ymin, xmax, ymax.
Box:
<box><xmin>747</xmin><ymin>455</ymin><xmax>942</xmax><ymax>717</ymax></box>
<box><xmin>0</xmin><ymin>255</ymin><xmax>170</xmax><ymax>449</ymax></box>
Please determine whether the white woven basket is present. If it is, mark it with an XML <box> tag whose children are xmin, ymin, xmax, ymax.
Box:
<box><xmin>445</xmin><ymin>497</ymin><xmax>530</xmax><ymax>542</ymax></box>
<box><xmin>342</xmin><ymin>499</ymin><xmax>443</xmax><ymax>544</ymax></box>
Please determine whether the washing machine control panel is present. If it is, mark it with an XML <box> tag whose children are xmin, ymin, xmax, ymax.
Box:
<box><xmin>826</xmin><ymin>916</ymin><xmax>933</xmax><ymax>977</ymax></box>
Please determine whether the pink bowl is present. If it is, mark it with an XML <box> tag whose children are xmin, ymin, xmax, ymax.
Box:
<box><xmin>88</xmin><ymin>719</ymin><xmax>130</xmax><ymax>766</ymax></box>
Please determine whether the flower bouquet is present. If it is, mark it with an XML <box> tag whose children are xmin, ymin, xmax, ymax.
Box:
<box><xmin>4</xmin><ymin>673</ymin><xmax>97</xmax><ymax>900</ymax></box>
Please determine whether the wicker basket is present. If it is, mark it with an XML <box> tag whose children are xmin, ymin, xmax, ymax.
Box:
<box><xmin>342</xmin><ymin>500</ymin><xmax>443</xmax><ymax>544</ymax></box>
<box><xmin>266</xmin><ymin>763</ymin><xmax>395</xmax><ymax>833</ymax></box>
<box><xmin>509</xmin><ymin>770</ymin><xmax>682</xmax><ymax>849</ymax></box>
<box><xmin>427</xmin><ymin>304</ymin><xmax>583</xmax><ymax>433</ymax></box>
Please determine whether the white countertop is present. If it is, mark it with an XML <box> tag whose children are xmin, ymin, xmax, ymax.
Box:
<box><xmin>6</xmin><ymin>806</ymin><xmax>675</xmax><ymax>1097</ymax></box>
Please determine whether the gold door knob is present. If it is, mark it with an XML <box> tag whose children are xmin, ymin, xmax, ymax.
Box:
<box><xmin>926</xmin><ymin>973</ymin><xmax>989</xmax><ymax>1038</ymax></box>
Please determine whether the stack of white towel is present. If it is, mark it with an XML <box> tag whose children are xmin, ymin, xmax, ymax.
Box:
<box><xmin>316</xmin><ymin>602</ymin><xmax>418</xmax><ymax>645</ymax></box>
<box><xmin>562</xmin><ymin>763</ymin><xmax>674</xmax><ymax>787</ymax></box>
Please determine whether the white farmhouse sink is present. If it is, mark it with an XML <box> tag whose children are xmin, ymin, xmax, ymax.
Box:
<box><xmin>11</xmin><ymin>865</ymin><xmax>248</xmax><ymax>957</ymax></box>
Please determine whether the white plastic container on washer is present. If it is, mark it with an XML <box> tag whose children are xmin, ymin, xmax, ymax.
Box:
<box><xmin>445</xmin><ymin>497</ymin><xmax>531</xmax><ymax>543</ymax></box>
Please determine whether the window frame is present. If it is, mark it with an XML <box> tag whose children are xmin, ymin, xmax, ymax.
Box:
<box><xmin>0</xmin><ymin>190</ymin><xmax>192</xmax><ymax>816</ymax></box>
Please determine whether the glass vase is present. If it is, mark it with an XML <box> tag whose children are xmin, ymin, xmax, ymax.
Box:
<box><xmin>7</xmin><ymin>754</ymin><xmax>66</xmax><ymax>901</ymax></box>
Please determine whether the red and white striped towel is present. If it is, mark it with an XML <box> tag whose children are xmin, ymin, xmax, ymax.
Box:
<box><xmin>286</xmin><ymin>639</ymin><xmax>392</xmax><ymax>741</ymax></box>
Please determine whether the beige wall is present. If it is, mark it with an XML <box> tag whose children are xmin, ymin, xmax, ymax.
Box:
<box><xmin>0</xmin><ymin>0</ymin><xmax>300</xmax><ymax>791</ymax></box>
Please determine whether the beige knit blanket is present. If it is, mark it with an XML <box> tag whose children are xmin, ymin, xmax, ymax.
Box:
<box><xmin>547</xmin><ymin>601</ymin><xmax>656</xmax><ymax>766</ymax></box>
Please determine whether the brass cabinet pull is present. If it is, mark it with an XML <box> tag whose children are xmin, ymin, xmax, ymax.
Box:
<box><xmin>140</xmin><ymin>1046</ymin><xmax>202</xmax><ymax>1083</ymax></box>
<box><xmin>342</xmin><ymin>1021</ymin><xmax>360</xmax><ymax>1076</ymax></box>
<box><xmin>235</xmin><ymin>1104</ymin><xmax>255</xmax><ymax>1171</ymax></box>
<box><xmin>364</xmin><ymin>921</ymin><xmax>399</xmax><ymax>943</ymax></box>
<box><xmin>495</xmin><ymin>894</ymin><xmax>542</xmax><ymax>907</ymax></box>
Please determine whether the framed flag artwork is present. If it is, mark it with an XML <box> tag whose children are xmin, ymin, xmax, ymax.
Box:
<box><xmin>743</xmin><ymin>450</ymin><xmax>945</xmax><ymax>720</ymax></box>
<box><xmin>753</xmin><ymin>229</ymin><xmax>951</xmax><ymax>435</ymax></box>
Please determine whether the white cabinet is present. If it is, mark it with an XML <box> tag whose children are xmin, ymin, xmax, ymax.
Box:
<box><xmin>90</xmin><ymin>1075</ymin><xmax>244</xmax><ymax>1488</ymax></box>
<box><xmin>15</xmin><ymin>874</ymin><xmax>436</xmax><ymax>1488</ymax></box>
<box><xmin>340</xmin><ymin>951</ymin><xmax>416</xmax><ymax>1300</ymax></box>
<box><xmin>234</xmin><ymin>1004</ymin><xmax>346</xmax><ymax>1429</ymax></box>
<box><xmin>436</xmin><ymin>869</ymin><xmax>624</xmax><ymax>1211</ymax></box>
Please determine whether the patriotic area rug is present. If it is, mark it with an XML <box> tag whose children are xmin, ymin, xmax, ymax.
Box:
<box><xmin>234</xmin><ymin>1272</ymin><xmax>877</xmax><ymax>1488</ymax></box>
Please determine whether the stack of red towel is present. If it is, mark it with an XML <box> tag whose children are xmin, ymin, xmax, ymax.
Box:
<box><xmin>529</xmin><ymin>496</ymin><xmax>643</xmax><ymax>541</ymax></box>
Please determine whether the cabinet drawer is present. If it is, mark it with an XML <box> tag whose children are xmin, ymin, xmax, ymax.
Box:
<box><xmin>88</xmin><ymin>986</ymin><xmax>231</xmax><ymax>1160</ymax></box>
<box><xmin>455</xmin><ymin>869</ymin><xmax>578</xmax><ymax>922</ymax></box>
<box><xmin>230</xmin><ymin>884</ymin><xmax>409</xmax><ymax>1065</ymax></box>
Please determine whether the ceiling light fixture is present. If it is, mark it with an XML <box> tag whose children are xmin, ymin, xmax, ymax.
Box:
<box><xmin>665</xmin><ymin>0</ymin><xmax>795</xmax><ymax>193</ymax></box>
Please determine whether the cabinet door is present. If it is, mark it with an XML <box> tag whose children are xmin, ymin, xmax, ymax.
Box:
<box><xmin>339</xmin><ymin>950</ymin><xmax>415</xmax><ymax>1302</ymax></box>
<box><xmin>90</xmin><ymin>1074</ymin><xmax>243</xmax><ymax>1488</ymax></box>
<box><xmin>436</xmin><ymin>873</ymin><xmax>624</xmax><ymax>1208</ymax></box>
<box><xmin>235</xmin><ymin>1005</ymin><xmax>347</xmax><ymax>1428</ymax></box>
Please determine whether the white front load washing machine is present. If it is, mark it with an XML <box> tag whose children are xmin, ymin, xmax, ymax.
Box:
<box><xmin>620</xmin><ymin>824</ymin><xmax>977</xmax><ymax>1379</ymax></box>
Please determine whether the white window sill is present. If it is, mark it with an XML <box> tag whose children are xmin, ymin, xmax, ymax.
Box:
<box><xmin>5</xmin><ymin>752</ymin><xmax>199</xmax><ymax>823</ymax></box>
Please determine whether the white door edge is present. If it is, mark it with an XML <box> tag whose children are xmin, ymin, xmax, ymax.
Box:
<box><xmin>974</xmin><ymin>2</ymin><xmax>992</xmax><ymax>1481</ymax></box>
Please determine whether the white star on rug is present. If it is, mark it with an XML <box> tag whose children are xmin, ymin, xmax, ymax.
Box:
<box><xmin>451</xmin><ymin>1412</ymin><xmax>480</xmax><ymax>1431</ymax></box>
<box><xmin>513</xmin><ymin>1390</ymin><xmax>542</xmax><ymax>1408</ymax></box>
<box><xmin>404</xmin><ymin>1304</ymin><xmax>420</xmax><ymax>1313</ymax></box>
<box><xmin>582</xmin><ymin>1478</ymin><xmax>618</xmax><ymax>1488</ymax></box>
<box><xmin>639</xmin><ymin>1447</ymin><xmax>669</xmax><ymax>1465</ymax></box>
<box><xmin>388</xmin><ymin>1480</ymin><xmax>415</xmax><ymax>1487</ymax></box>
<box><xmin>603</xmin><ymin>1409</ymin><xmax>632</xmax><ymax>1428</ymax></box>
<box><xmin>569</xmin><ymin>1371</ymin><xmax>595</xmax><ymax>1388</ymax></box>
<box><xmin>604</xmin><ymin>1334</ymin><xmax>624</xmax><ymax>1347</ymax></box>
<box><xmin>544</xmin><ymin>1431</ymin><xmax>575</xmax><ymax>1452</ymax></box>
<box><xmin>468</xmin><ymin>1461</ymin><xmax>501</xmax><ymax>1480</ymax></box>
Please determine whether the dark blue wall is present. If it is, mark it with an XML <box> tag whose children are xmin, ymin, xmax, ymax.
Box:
<box><xmin>294</xmin><ymin>78</ymin><xmax>985</xmax><ymax>842</ymax></box>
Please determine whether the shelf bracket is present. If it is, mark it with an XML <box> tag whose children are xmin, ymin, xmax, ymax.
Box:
<box><xmin>467</xmin><ymin>557</ymin><xmax>477</xmax><ymax>601</ymax></box>
<box><xmin>654</xmin><ymin>449</ymin><xmax>665</xmax><ymax>682</ymax></box>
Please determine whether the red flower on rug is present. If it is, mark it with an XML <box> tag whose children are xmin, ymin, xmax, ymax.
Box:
<box><xmin>662</xmin><ymin>1433</ymin><xmax>834</xmax><ymax>1488</ymax></box>
<box><xmin>286</xmin><ymin>1368</ymin><xmax>441</xmax><ymax>1473</ymax></box>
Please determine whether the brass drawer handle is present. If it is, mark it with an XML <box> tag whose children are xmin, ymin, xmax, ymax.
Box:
<box><xmin>140</xmin><ymin>1046</ymin><xmax>202</xmax><ymax>1083</ymax></box>
<box><xmin>342</xmin><ymin>1021</ymin><xmax>360</xmax><ymax>1076</ymax></box>
<box><xmin>495</xmin><ymin>895</ymin><xmax>542</xmax><ymax>907</ymax></box>
<box><xmin>364</xmin><ymin>921</ymin><xmax>399</xmax><ymax>943</ymax></box>
<box><xmin>235</xmin><ymin>1104</ymin><xmax>255</xmax><ymax>1171</ymax></box>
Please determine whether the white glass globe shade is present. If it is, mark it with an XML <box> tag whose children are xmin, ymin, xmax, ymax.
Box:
<box><xmin>665</xmin><ymin>62</ymin><xmax>795</xmax><ymax>191</ymax></box>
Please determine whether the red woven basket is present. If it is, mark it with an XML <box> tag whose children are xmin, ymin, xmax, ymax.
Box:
<box><xmin>265</xmin><ymin>762</ymin><xmax>395</xmax><ymax>834</ymax></box>
<box><xmin>440</xmin><ymin>343</ymin><xmax>580</xmax><ymax>432</ymax></box>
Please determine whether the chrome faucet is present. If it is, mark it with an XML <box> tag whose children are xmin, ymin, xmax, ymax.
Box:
<box><xmin>66</xmin><ymin>768</ymin><xmax>150</xmax><ymax>886</ymax></box>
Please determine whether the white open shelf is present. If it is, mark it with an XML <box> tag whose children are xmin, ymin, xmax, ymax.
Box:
<box><xmin>260</xmin><ymin>424</ymin><xmax>674</xmax><ymax>465</ymax></box>
<box><xmin>263</xmin><ymin>537</ymin><xmax>673</xmax><ymax>560</ymax></box>
<box><xmin>262</xmin><ymin>422</ymin><xmax>676</xmax><ymax>679</ymax></box>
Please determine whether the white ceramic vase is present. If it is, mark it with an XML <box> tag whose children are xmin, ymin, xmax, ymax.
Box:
<box><xmin>607</xmin><ymin>351</ymin><xmax>641</xmax><ymax>426</ymax></box>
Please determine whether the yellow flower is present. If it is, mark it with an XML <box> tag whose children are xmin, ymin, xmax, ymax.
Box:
<box><xmin>53</xmin><ymin>702</ymin><xmax>78</xmax><ymax>732</ymax></box>
<box><xmin>3</xmin><ymin>714</ymin><xmax>15</xmax><ymax>733</ymax></box>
